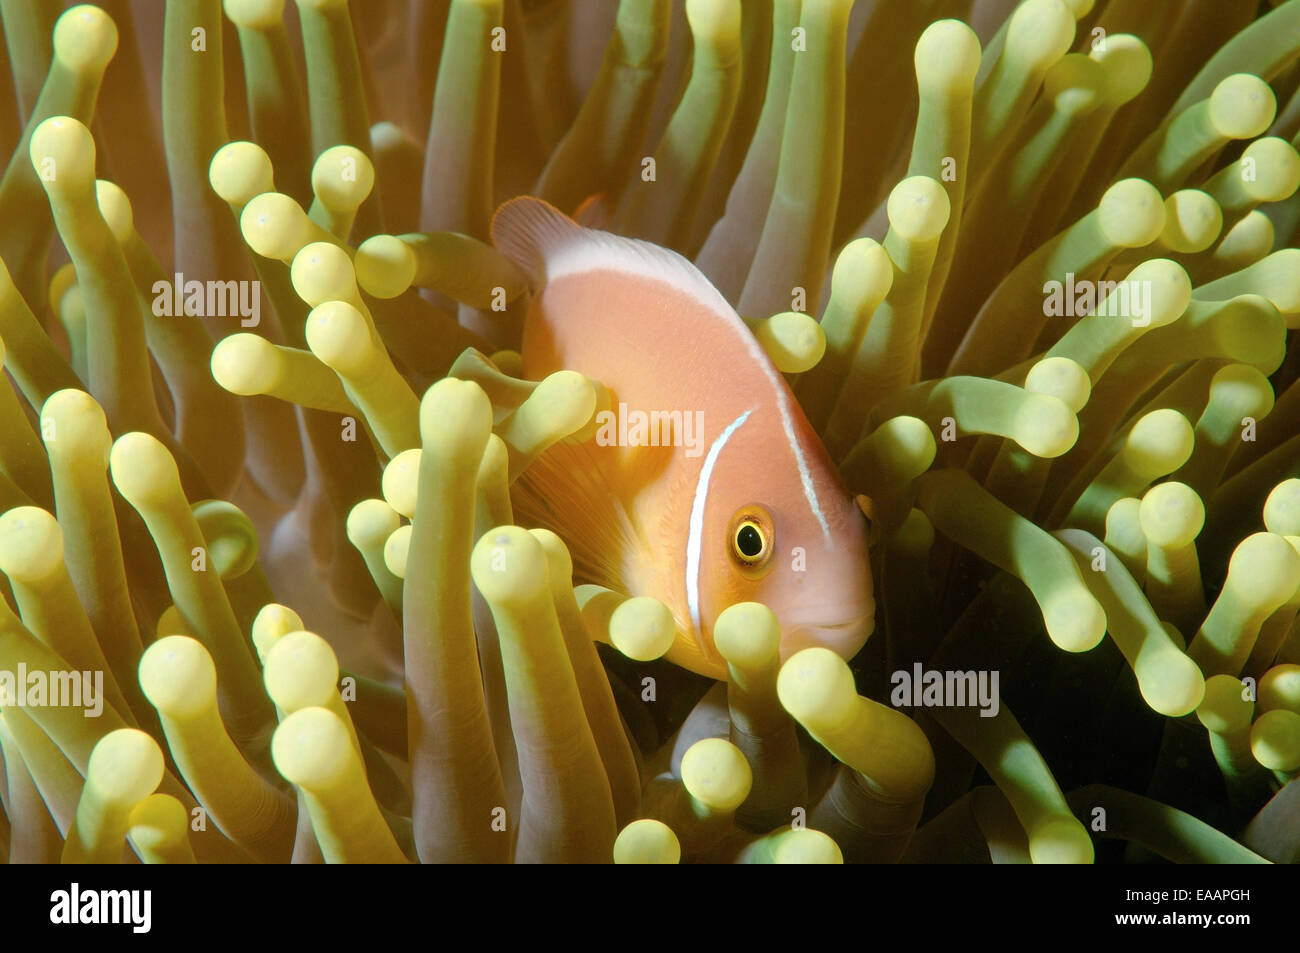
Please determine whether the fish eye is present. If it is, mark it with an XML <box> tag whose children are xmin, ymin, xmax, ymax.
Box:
<box><xmin>728</xmin><ymin>505</ymin><xmax>773</xmax><ymax>570</ymax></box>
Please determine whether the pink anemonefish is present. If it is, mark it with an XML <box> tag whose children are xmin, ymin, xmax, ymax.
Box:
<box><xmin>491</xmin><ymin>196</ymin><xmax>873</xmax><ymax>680</ymax></box>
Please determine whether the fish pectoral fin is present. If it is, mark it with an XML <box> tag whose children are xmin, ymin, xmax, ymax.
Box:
<box><xmin>511</xmin><ymin>440</ymin><xmax>643</xmax><ymax>593</ymax></box>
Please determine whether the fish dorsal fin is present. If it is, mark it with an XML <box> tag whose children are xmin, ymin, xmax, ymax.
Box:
<box><xmin>490</xmin><ymin>196</ymin><xmax>739</xmax><ymax>324</ymax></box>
<box><xmin>490</xmin><ymin>197</ymin><xmax>583</xmax><ymax>285</ymax></box>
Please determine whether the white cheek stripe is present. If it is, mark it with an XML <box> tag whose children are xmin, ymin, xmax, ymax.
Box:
<box><xmin>686</xmin><ymin>409</ymin><xmax>753</xmax><ymax>643</ymax></box>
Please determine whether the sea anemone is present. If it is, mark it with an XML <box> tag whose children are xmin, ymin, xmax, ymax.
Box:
<box><xmin>0</xmin><ymin>0</ymin><xmax>1299</xmax><ymax>866</ymax></box>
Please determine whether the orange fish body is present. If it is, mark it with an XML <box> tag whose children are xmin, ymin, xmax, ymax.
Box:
<box><xmin>492</xmin><ymin>198</ymin><xmax>873</xmax><ymax>679</ymax></box>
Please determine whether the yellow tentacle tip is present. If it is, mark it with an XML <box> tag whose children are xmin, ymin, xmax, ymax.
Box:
<box><xmin>355</xmin><ymin>235</ymin><xmax>418</xmax><ymax>299</ymax></box>
<box><xmin>211</xmin><ymin>333</ymin><xmax>280</xmax><ymax>396</ymax></box>
<box><xmin>40</xmin><ymin>389</ymin><xmax>110</xmax><ymax>458</ymax></box>
<box><xmin>383</xmin><ymin>524</ymin><xmax>412</xmax><ymax>579</ymax></box>
<box><xmin>271</xmin><ymin>706</ymin><xmax>353</xmax><ymax>791</ymax></box>
<box><xmin>95</xmin><ymin>180</ymin><xmax>134</xmax><ymax>244</ymax></box>
<box><xmin>419</xmin><ymin>377</ymin><xmax>494</xmax><ymax>458</ymax></box>
<box><xmin>523</xmin><ymin>371</ymin><xmax>600</xmax><ymax>442</ymax></box>
<box><xmin>1006</xmin><ymin>0</ymin><xmax>1075</xmax><ymax>67</ymax></box>
<box><xmin>1025</xmin><ymin>357</ymin><xmax>1091</xmax><ymax>412</ymax></box>
<box><xmin>773</xmin><ymin>828</ymin><xmax>844</xmax><ymax>864</ymax></box>
<box><xmin>263</xmin><ymin>630</ymin><xmax>340</xmax><ymax>713</ymax></box>
<box><xmin>242</xmin><ymin>192</ymin><xmax>313</xmax><ymax>262</ymax></box>
<box><xmin>712</xmin><ymin>602</ymin><xmax>781</xmax><ymax>671</ymax></box>
<box><xmin>609</xmin><ymin>596</ymin><xmax>676</xmax><ymax>661</ymax></box>
<box><xmin>1125</xmin><ymin>259</ymin><xmax>1191</xmax><ymax>328</ymax></box>
<box><xmin>88</xmin><ymin>729</ymin><xmax>165</xmax><ymax>806</ymax></box>
<box><xmin>1026</xmin><ymin>816</ymin><xmax>1095</xmax><ymax>865</ymax></box>
<box><xmin>0</xmin><ymin>507</ymin><xmax>65</xmax><ymax>586</ymax></box>
<box><xmin>1138</xmin><ymin>482</ymin><xmax>1204</xmax><ymax>549</ymax></box>
<box><xmin>381</xmin><ymin>449</ymin><xmax>422</xmax><ymax>518</ymax></box>
<box><xmin>1013</xmin><ymin>393</ymin><xmax>1078</xmax><ymax>458</ymax></box>
<box><xmin>776</xmin><ymin>647</ymin><xmax>857</xmax><ymax>730</ymax></box>
<box><xmin>210</xmin><ymin>141</ymin><xmax>275</xmax><ymax>206</ymax></box>
<box><xmin>53</xmin><ymin>5</ymin><xmax>119</xmax><ymax>73</ymax></box>
<box><xmin>613</xmin><ymin>819</ymin><xmax>681</xmax><ymax>864</ymax></box>
<box><xmin>680</xmin><ymin>737</ymin><xmax>752</xmax><ymax>812</ymax></box>
<box><xmin>1250</xmin><ymin>709</ymin><xmax>1300</xmax><ymax>772</ymax></box>
<box><xmin>1263</xmin><ymin>479</ymin><xmax>1300</xmax><ymax>536</ymax></box>
<box><xmin>755</xmin><ymin>311</ymin><xmax>826</xmax><ymax>374</ymax></box>
<box><xmin>312</xmin><ymin>145</ymin><xmax>375</xmax><ymax>213</ymax></box>
<box><xmin>347</xmin><ymin>499</ymin><xmax>402</xmax><ymax>552</ymax></box>
<box><xmin>139</xmin><ymin>635</ymin><xmax>217</xmax><ymax>720</ymax></box>
<box><xmin>192</xmin><ymin>500</ymin><xmax>260</xmax><ymax>579</ymax></box>
<box><xmin>1098</xmin><ymin>179</ymin><xmax>1166</xmax><ymax>249</ymax></box>
<box><xmin>1208</xmin><ymin>73</ymin><xmax>1276</xmax><ymax>140</ymax></box>
<box><xmin>29</xmin><ymin>116</ymin><xmax>97</xmax><ymax>190</ymax></box>
<box><xmin>127</xmin><ymin>794</ymin><xmax>193</xmax><ymax>860</ymax></box>
<box><xmin>1238</xmin><ymin>137</ymin><xmax>1300</xmax><ymax>203</ymax></box>
<box><xmin>1091</xmin><ymin>34</ymin><xmax>1151</xmax><ymax>107</ymax></box>
<box><xmin>252</xmin><ymin>603</ymin><xmax>305</xmax><ymax>662</ymax></box>
<box><xmin>1138</xmin><ymin>649</ymin><xmax>1205</xmax><ymax>719</ymax></box>
<box><xmin>291</xmin><ymin>241</ymin><xmax>357</xmax><ymax>306</ymax></box>
<box><xmin>109</xmin><ymin>432</ymin><xmax>180</xmax><ymax>507</ymax></box>
<box><xmin>1043</xmin><ymin>588</ymin><xmax>1107</xmax><ymax>653</ymax></box>
<box><xmin>1197</xmin><ymin>674</ymin><xmax>1255</xmax><ymax>734</ymax></box>
<box><xmin>1159</xmin><ymin>190</ymin><xmax>1221</xmax><ymax>254</ymax></box>
<box><xmin>1226</xmin><ymin>532</ymin><xmax>1300</xmax><ymax>608</ymax></box>
<box><xmin>1259</xmin><ymin>665</ymin><xmax>1300</xmax><ymax>715</ymax></box>
<box><xmin>223</xmin><ymin>0</ymin><xmax>287</xmax><ymax>30</ymax></box>
<box><xmin>306</xmin><ymin>300</ymin><xmax>373</xmax><ymax>374</ymax></box>
<box><xmin>470</xmin><ymin>525</ymin><xmax>549</xmax><ymax>605</ymax></box>
<box><xmin>886</xmin><ymin>176</ymin><xmax>950</xmax><ymax>244</ymax></box>
<box><xmin>528</xmin><ymin>527</ymin><xmax>574</xmax><ymax>581</ymax></box>
<box><xmin>914</xmin><ymin>19</ymin><xmax>981</xmax><ymax>95</ymax></box>
<box><xmin>1124</xmin><ymin>408</ymin><xmax>1194</xmax><ymax>478</ymax></box>
<box><xmin>831</xmin><ymin>237</ymin><xmax>894</xmax><ymax>303</ymax></box>
<box><xmin>869</xmin><ymin>415</ymin><xmax>938</xmax><ymax>473</ymax></box>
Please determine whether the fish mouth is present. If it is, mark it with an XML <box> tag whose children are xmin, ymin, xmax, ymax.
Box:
<box><xmin>811</xmin><ymin>618</ymin><xmax>866</xmax><ymax>632</ymax></box>
<box><xmin>782</xmin><ymin>611</ymin><xmax>875</xmax><ymax>661</ymax></box>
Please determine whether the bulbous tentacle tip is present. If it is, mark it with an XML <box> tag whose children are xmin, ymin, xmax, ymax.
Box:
<box><xmin>613</xmin><ymin>819</ymin><xmax>681</xmax><ymax>864</ymax></box>
<box><xmin>210</xmin><ymin>141</ymin><xmax>275</xmax><ymax>207</ymax></box>
<box><xmin>53</xmin><ymin>5</ymin><xmax>119</xmax><ymax>74</ymax></box>
<box><xmin>29</xmin><ymin>116</ymin><xmax>97</xmax><ymax>192</ymax></box>
<box><xmin>223</xmin><ymin>0</ymin><xmax>287</xmax><ymax>31</ymax></box>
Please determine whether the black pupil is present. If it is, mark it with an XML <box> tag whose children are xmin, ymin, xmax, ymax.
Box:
<box><xmin>736</xmin><ymin>524</ymin><xmax>763</xmax><ymax>558</ymax></box>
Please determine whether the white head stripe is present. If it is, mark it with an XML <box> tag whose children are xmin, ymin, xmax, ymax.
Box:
<box><xmin>686</xmin><ymin>409</ymin><xmax>753</xmax><ymax>643</ymax></box>
<box><xmin>774</xmin><ymin>395</ymin><xmax>831</xmax><ymax>539</ymax></box>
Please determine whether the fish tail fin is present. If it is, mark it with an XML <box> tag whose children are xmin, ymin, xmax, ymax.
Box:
<box><xmin>490</xmin><ymin>196</ymin><xmax>583</xmax><ymax>284</ymax></box>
